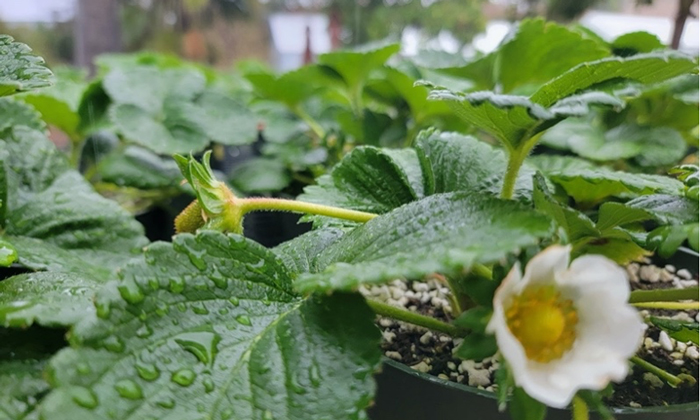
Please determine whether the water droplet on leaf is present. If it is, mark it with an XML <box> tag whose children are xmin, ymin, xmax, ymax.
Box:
<box><xmin>235</xmin><ymin>315</ymin><xmax>251</xmax><ymax>326</ymax></box>
<box><xmin>171</xmin><ymin>368</ymin><xmax>196</xmax><ymax>386</ymax></box>
<box><xmin>118</xmin><ymin>278</ymin><xmax>145</xmax><ymax>304</ymax></box>
<box><xmin>71</xmin><ymin>386</ymin><xmax>98</xmax><ymax>409</ymax></box>
<box><xmin>115</xmin><ymin>379</ymin><xmax>143</xmax><ymax>400</ymax></box>
<box><xmin>174</xmin><ymin>331</ymin><xmax>220</xmax><ymax>365</ymax></box>
<box><xmin>135</xmin><ymin>362</ymin><xmax>160</xmax><ymax>381</ymax></box>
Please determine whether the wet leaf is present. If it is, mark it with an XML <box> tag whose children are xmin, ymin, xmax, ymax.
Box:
<box><xmin>0</xmin><ymin>35</ymin><xmax>53</xmax><ymax>97</ymax></box>
<box><xmin>273</xmin><ymin>228</ymin><xmax>346</xmax><ymax>274</ymax></box>
<box><xmin>42</xmin><ymin>231</ymin><xmax>381</xmax><ymax>420</ymax></box>
<box><xmin>296</xmin><ymin>192</ymin><xmax>553</xmax><ymax>293</ymax></box>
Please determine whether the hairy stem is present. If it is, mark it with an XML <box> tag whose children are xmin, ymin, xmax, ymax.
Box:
<box><xmin>572</xmin><ymin>395</ymin><xmax>589</xmax><ymax>420</ymax></box>
<box><xmin>500</xmin><ymin>148</ymin><xmax>528</xmax><ymax>200</ymax></box>
<box><xmin>629</xmin><ymin>286</ymin><xmax>698</xmax><ymax>303</ymax></box>
<box><xmin>632</xmin><ymin>301</ymin><xmax>699</xmax><ymax>310</ymax></box>
<box><xmin>293</xmin><ymin>106</ymin><xmax>326</xmax><ymax>139</ymax></box>
<box><xmin>239</xmin><ymin>197</ymin><xmax>377</xmax><ymax>223</ymax></box>
<box><xmin>630</xmin><ymin>356</ymin><xmax>683</xmax><ymax>387</ymax></box>
<box><xmin>366</xmin><ymin>299</ymin><xmax>463</xmax><ymax>336</ymax></box>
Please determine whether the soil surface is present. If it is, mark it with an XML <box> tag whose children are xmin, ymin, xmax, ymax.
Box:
<box><xmin>364</xmin><ymin>259</ymin><xmax>699</xmax><ymax>409</ymax></box>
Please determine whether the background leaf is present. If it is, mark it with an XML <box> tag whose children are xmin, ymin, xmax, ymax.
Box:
<box><xmin>0</xmin><ymin>35</ymin><xmax>53</xmax><ymax>97</ymax></box>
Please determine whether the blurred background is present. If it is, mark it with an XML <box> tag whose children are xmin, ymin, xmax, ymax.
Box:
<box><xmin>0</xmin><ymin>0</ymin><xmax>697</xmax><ymax>73</ymax></box>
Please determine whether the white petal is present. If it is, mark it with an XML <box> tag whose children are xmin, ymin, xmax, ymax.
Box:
<box><xmin>558</xmin><ymin>254</ymin><xmax>630</xmax><ymax>301</ymax></box>
<box><xmin>523</xmin><ymin>245</ymin><xmax>571</xmax><ymax>286</ymax></box>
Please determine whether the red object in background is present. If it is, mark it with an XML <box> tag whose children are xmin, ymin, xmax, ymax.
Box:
<box><xmin>303</xmin><ymin>25</ymin><xmax>313</xmax><ymax>64</ymax></box>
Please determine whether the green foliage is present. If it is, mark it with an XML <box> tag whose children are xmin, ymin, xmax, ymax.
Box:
<box><xmin>0</xmin><ymin>35</ymin><xmax>53</xmax><ymax>97</ymax></box>
<box><xmin>649</xmin><ymin>317</ymin><xmax>699</xmax><ymax>345</ymax></box>
<box><xmin>295</xmin><ymin>192</ymin><xmax>553</xmax><ymax>293</ymax></box>
<box><xmin>42</xmin><ymin>231</ymin><xmax>382</xmax><ymax>420</ymax></box>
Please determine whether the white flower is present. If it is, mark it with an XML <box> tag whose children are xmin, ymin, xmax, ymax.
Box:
<box><xmin>486</xmin><ymin>245</ymin><xmax>645</xmax><ymax>408</ymax></box>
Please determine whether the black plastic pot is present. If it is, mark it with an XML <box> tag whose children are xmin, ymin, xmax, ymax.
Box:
<box><xmin>369</xmin><ymin>248</ymin><xmax>699</xmax><ymax>420</ymax></box>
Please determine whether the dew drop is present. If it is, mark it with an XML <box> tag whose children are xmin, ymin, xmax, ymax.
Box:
<box><xmin>103</xmin><ymin>336</ymin><xmax>125</xmax><ymax>353</ymax></box>
<box><xmin>118</xmin><ymin>278</ymin><xmax>145</xmax><ymax>304</ymax></box>
<box><xmin>76</xmin><ymin>362</ymin><xmax>91</xmax><ymax>375</ymax></box>
<box><xmin>192</xmin><ymin>304</ymin><xmax>209</xmax><ymax>315</ymax></box>
<box><xmin>155</xmin><ymin>302</ymin><xmax>170</xmax><ymax>317</ymax></box>
<box><xmin>156</xmin><ymin>397</ymin><xmax>176</xmax><ymax>409</ymax></box>
<box><xmin>203</xmin><ymin>377</ymin><xmax>215</xmax><ymax>393</ymax></box>
<box><xmin>235</xmin><ymin>315</ymin><xmax>252</xmax><ymax>326</ymax></box>
<box><xmin>115</xmin><ymin>379</ymin><xmax>143</xmax><ymax>400</ymax></box>
<box><xmin>263</xmin><ymin>410</ymin><xmax>274</xmax><ymax>420</ymax></box>
<box><xmin>174</xmin><ymin>331</ymin><xmax>220</xmax><ymax>365</ymax></box>
<box><xmin>136</xmin><ymin>324</ymin><xmax>153</xmax><ymax>338</ymax></box>
<box><xmin>218</xmin><ymin>307</ymin><xmax>229</xmax><ymax>316</ymax></box>
<box><xmin>95</xmin><ymin>299</ymin><xmax>111</xmax><ymax>319</ymax></box>
<box><xmin>221</xmin><ymin>409</ymin><xmax>234</xmax><ymax>420</ymax></box>
<box><xmin>171</xmin><ymin>368</ymin><xmax>196</xmax><ymax>386</ymax></box>
<box><xmin>135</xmin><ymin>362</ymin><xmax>160</xmax><ymax>382</ymax></box>
<box><xmin>147</xmin><ymin>278</ymin><xmax>159</xmax><ymax>290</ymax></box>
<box><xmin>228</xmin><ymin>297</ymin><xmax>240</xmax><ymax>307</ymax></box>
<box><xmin>0</xmin><ymin>241</ymin><xmax>17</xmax><ymax>266</ymax></box>
<box><xmin>176</xmin><ymin>302</ymin><xmax>187</xmax><ymax>312</ymax></box>
<box><xmin>169</xmin><ymin>277</ymin><xmax>185</xmax><ymax>294</ymax></box>
<box><xmin>71</xmin><ymin>386</ymin><xmax>98</xmax><ymax>409</ymax></box>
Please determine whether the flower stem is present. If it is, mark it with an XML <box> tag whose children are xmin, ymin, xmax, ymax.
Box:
<box><xmin>293</xmin><ymin>106</ymin><xmax>326</xmax><ymax>139</ymax></box>
<box><xmin>572</xmin><ymin>395</ymin><xmax>589</xmax><ymax>420</ymax></box>
<box><xmin>629</xmin><ymin>286</ymin><xmax>698</xmax><ymax>303</ymax></box>
<box><xmin>366</xmin><ymin>299</ymin><xmax>463</xmax><ymax>336</ymax></box>
<box><xmin>238</xmin><ymin>197</ymin><xmax>377</xmax><ymax>223</ymax></box>
<box><xmin>632</xmin><ymin>301</ymin><xmax>699</xmax><ymax>310</ymax></box>
<box><xmin>630</xmin><ymin>356</ymin><xmax>683</xmax><ymax>387</ymax></box>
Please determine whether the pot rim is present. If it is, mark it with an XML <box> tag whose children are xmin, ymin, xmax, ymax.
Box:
<box><xmin>380</xmin><ymin>358</ymin><xmax>699</xmax><ymax>414</ymax></box>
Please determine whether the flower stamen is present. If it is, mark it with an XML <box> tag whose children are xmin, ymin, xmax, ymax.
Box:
<box><xmin>505</xmin><ymin>285</ymin><xmax>578</xmax><ymax>363</ymax></box>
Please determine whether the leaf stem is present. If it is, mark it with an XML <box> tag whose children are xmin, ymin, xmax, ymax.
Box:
<box><xmin>632</xmin><ymin>301</ymin><xmax>699</xmax><ymax>310</ymax></box>
<box><xmin>500</xmin><ymin>148</ymin><xmax>528</xmax><ymax>200</ymax></box>
<box><xmin>293</xmin><ymin>106</ymin><xmax>326</xmax><ymax>139</ymax></box>
<box><xmin>366</xmin><ymin>299</ymin><xmax>463</xmax><ymax>336</ymax></box>
<box><xmin>630</xmin><ymin>356</ymin><xmax>683</xmax><ymax>387</ymax></box>
<box><xmin>572</xmin><ymin>395</ymin><xmax>589</xmax><ymax>420</ymax></box>
<box><xmin>629</xmin><ymin>286</ymin><xmax>698</xmax><ymax>303</ymax></box>
<box><xmin>238</xmin><ymin>197</ymin><xmax>377</xmax><ymax>223</ymax></box>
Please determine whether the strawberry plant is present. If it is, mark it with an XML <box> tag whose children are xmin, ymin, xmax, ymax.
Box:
<box><xmin>0</xmin><ymin>18</ymin><xmax>698</xmax><ymax>420</ymax></box>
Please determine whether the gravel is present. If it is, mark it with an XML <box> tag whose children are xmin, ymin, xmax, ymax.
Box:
<box><xmin>362</xmin><ymin>259</ymin><xmax>699</xmax><ymax>406</ymax></box>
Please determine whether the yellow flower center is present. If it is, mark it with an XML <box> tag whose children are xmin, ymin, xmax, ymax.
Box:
<box><xmin>505</xmin><ymin>285</ymin><xmax>578</xmax><ymax>363</ymax></box>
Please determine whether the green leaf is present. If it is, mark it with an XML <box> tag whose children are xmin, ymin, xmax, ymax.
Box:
<box><xmin>0</xmin><ymin>127</ymin><xmax>147</xmax><ymax>274</ymax></box>
<box><xmin>299</xmin><ymin>146</ymin><xmax>422</xmax><ymax>225</ymax></box>
<box><xmin>229</xmin><ymin>158</ymin><xmax>291</xmax><ymax>193</ymax></box>
<box><xmin>0</xmin><ymin>35</ymin><xmax>53</xmax><ymax>97</ymax></box>
<box><xmin>19</xmin><ymin>69</ymin><xmax>85</xmax><ymax>139</ymax></box>
<box><xmin>318</xmin><ymin>43</ymin><xmax>400</xmax><ymax>92</ymax></box>
<box><xmin>532</xmin><ymin>173</ymin><xmax>599</xmax><ymax>241</ymax></box>
<box><xmin>611</xmin><ymin>32</ymin><xmax>665</xmax><ymax>56</ymax></box>
<box><xmin>273</xmin><ymin>228</ymin><xmax>346</xmax><ymax>274</ymax></box>
<box><xmin>425</xmin><ymin>88</ymin><xmax>623</xmax><ymax>151</ymax></box>
<box><xmin>0</xmin><ymin>272</ymin><xmax>102</xmax><ymax>328</ymax></box>
<box><xmin>540</xmin><ymin>120</ymin><xmax>687</xmax><ymax>167</ymax></box>
<box><xmin>540</xmin><ymin>167</ymin><xmax>684</xmax><ymax>205</ymax></box>
<box><xmin>438</xmin><ymin>19</ymin><xmax>610</xmax><ymax>93</ymax></box>
<box><xmin>96</xmin><ymin>146</ymin><xmax>185</xmax><ymax>190</ymax></box>
<box><xmin>0</xmin><ymin>98</ymin><xmax>46</xmax><ymax>133</ymax></box>
<box><xmin>530</xmin><ymin>51</ymin><xmax>698</xmax><ymax>108</ymax></box>
<box><xmin>103</xmin><ymin>66</ymin><xmax>206</xmax><ymax>114</ymax></box>
<box><xmin>415</xmin><ymin>130</ymin><xmax>534</xmax><ymax>199</ymax></box>
<box><xmin>244</xmin><ymin>65</ymin><xmax>337</xmax><ymax>109</ymax></box>
<box><xmin>295</xmin><ymin>192</ymin><xmax>553</xmax><ymax>293</ymax></box>
<box><xmin>648</xmin><ymin>224</ymin><xmax>699</xmax><ymax>257</ymax></box>
<box><xmin>649</xmin><ymin>316</ymin><xmax>699</xmax><ymax>345</ymax></box>
<box><xmin>510</xmin><ymin>387</ymin><xmax>547</xmax><ymax>420</ymax></box>
<box><xmin>110</xmin><ymin>101</ymin><xmax>210</xmax><ymax>155</ymax></box>
<box><xmin>42</xmin><ymin>231</ymin><xmax>381</xmax><ymax>420</ymax></box>
<box><xmin>195</xmin><ymin>90</ymin><xmax>261</xmax><ymax>146</ymax></box>
<box><xmin>0</xmin><ymin>328</ymin><xmax>65</xmax><ymax>420</ymax></box>
<box><xmin>596</xmin><ymin>202</ymin><xmax>652</xmax><ymax>232</ymax></box>
<box><xmin>626</xmin><ymin>194</ymin><xmax>699</xmax><ymax>225</ymax></box>
<box><xmin>453</xmin><ymin>332</ymin><xmax>497</xmax><ymax>361</ymax></box>
<box><xmin>452</xmin><ymin>307</ymin><xmax>493</xmax><ymax>333</ymax></box>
